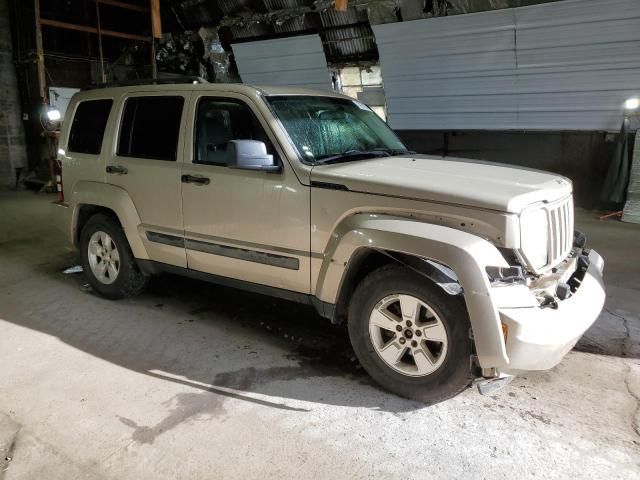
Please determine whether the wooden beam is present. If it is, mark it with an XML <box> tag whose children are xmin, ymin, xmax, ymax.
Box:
<box><xmin>94</xmin><ymin>0</ymin><xmax>106</xmax><ymax>83</ymax></box>
<box><xmin>150</xmin><ymin>0</ymin><xmax>162</xmax><ymax>39</ymax></box>
<box><xmin>98</xmin><ymin>0</ymin><xmax>149</xmax><ymax>12</ymax></box>
<box><xmin>34</xmin><ymin>0</ymin><xmax>47</xmax><ymax>102</ymax></box>
<box><xmin>39</xmin><ymin>18</ymin><xmax>152</xmax><ymax>42</ymax></box>
<box><xmin>335</xmin><ymin>0</ymin><xmax>348</xmax><ymax>12</ymax></box>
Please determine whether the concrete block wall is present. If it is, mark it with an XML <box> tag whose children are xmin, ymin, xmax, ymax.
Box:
<box><xmin>0</xmin><ymin>0</ymin><xmax>27</xmax><ymax>187</ymax></box>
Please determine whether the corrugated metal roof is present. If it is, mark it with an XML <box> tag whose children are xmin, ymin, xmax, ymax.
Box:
<box><xmin>323</xmin><ymin>25</ymin><xmax>377</xmax><ymax>63</ymax></box>
<box><xmin>217</xmin><ymin>0</ymin><xmax>257</xmax><ymax>15</ymax></box>
<box><xmin>263</xmin><ymin>0</ymin><xmax>313</xmax><ymax>10</ymax></box>
<box><xmin>320</xmin><ymin>8</ymin><xmax>377</xmax><ymax>63</ymax></box>
<box><xmin>229</xmin><ymin>23</ymin><xmax>271</xmax><ymax>40</ymax></box>
<box><xmin>320</xmin><ymin>8</ymin><xmax>363</xmax><ymax>27</ymax></box>
<box><xmin>168</xmin><ymin>1</ymin><xmax>378</xmax><ymax>63</ymax></box>
<box><xmin>171</xmin><ymin>0</ymin><xmax>218</xmax><ymax>29</ymax></box>
<box><xmin>273</xmin><ymin>16</ymin><xmax>313</xmax><ymax>34</ymax></box>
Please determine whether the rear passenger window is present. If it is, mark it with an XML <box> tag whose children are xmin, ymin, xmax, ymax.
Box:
<box><xmin>117</xmin><ymin>96</ymin><xmax>184</xmax><ymax>161</ymax></box>
<box><xmin>68</xmin><ymin>99</ymin><xmax>113</xmax><ymax>155</ymax></box>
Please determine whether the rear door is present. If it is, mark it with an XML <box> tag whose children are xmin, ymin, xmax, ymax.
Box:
<box><xmin>106</xmin><ymin>91</ymin><xmax>188</xmax><ymax>267</ymax></box>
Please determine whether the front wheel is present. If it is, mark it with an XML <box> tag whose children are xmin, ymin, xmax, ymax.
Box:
<box><xmin>348</xmin><ymin>264</ymin><xmax>473</xmax><ymax>404</ymax></box>
<box><xmin>79</xmin><ymin>213</ymin><xmax>148</xmax><ymax>299</ymax></box>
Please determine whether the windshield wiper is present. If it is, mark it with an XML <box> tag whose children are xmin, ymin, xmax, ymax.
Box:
<box><xmin>313</xmin><ymin>149</ymin><xmax>393</xmax><ymax>165</ymax></box>
<box><xmin>375</xmin><ymin>148</ymin><xmax>416</xmax><ymax>155</ymax></box>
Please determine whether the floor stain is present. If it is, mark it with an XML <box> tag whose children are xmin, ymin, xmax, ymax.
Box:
<box><xmin>523</xmin><ymin>410</ymin><xmax>552</xmax><ymax>425</ymax></box>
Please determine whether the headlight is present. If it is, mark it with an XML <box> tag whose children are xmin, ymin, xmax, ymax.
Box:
<box><xmin>520</xmin><ymin>207</ymin><xmax>548</xmax><ymax>270</ymax></box>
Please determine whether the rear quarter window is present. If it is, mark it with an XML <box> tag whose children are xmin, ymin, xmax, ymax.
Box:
<box><xmin>67</xmin><ymin>99</ymin><xmax>113</xmax><ymax>155</ymax></box>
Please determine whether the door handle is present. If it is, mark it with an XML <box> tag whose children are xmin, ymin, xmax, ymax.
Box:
<box><xmin>181</xmin><ymin>174</ymin><xmax>210</xmax><ymax>185</ymax></box>
<box><xmin>106</xmin><ymin>165</ymin><xmax>128</xmax><ymax>175</ymax></box>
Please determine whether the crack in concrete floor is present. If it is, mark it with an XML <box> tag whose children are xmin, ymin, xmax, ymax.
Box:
<box><xmin>0</xmin><ymin>415</ymin><xmax>19</xmax><ymax>480</ymax></box>
<box><xmin>623</xmin><ymin>362</ymin><xmax>640</xmax><ymax>440</ymax></box>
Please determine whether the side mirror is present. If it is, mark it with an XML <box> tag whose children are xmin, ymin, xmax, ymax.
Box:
<box><xmin>227</xmin><ymin>140</ymin><xmax>281</xmax><ymax>172</ymax></box>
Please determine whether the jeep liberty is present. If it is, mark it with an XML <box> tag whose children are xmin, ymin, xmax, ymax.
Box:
<box><xmin>55</xmin><ymin>82</ymin><xmax>606</xmax><ymax>402</ymax></box>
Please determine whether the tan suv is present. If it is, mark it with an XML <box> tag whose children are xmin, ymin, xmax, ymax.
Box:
<box><xmin>55</xmin><ymin>81</ymin><xmax>605</xmax><ymax>402</ymax></box>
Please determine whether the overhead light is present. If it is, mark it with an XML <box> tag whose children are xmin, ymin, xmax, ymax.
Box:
<box><xmin>46</xmin><ymin>107</ymin><xmax>62</xmax><ymax>121</ymax></box>
<box><xmin>624</xmin><ymin>97</ymin><xmax>639</xmax><ymax>111</ymax></box>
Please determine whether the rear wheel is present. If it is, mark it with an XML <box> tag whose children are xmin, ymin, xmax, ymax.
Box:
<box><xmin>348</xmin><ymin>264</ymin><xmax>473</xmax><ymax>404</ymax></box>
<box><xmin>80</xmin><ymin>213</ymin><xmax>148</xmax><ymax>299</ymax></box>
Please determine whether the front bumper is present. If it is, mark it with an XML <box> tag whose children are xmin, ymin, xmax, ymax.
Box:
<box><xmin>498</xmin><ymin>249</ymin><xmax>605</xmax><ymax>373</ymax></box>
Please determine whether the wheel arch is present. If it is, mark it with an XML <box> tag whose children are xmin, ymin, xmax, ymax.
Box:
<box><xmin>332</xmin><ymin>248</ymin><xmax>462</xmax><ymax>325</ymax></box>
<box><xmin>69</xmin><ymin>181</ymin><xmax>149</xmax><ymax>259</ymax></box>
<box><xmin>315</xmin><ymin>213</ymin><xmax>511</xmax><ymax>368</ymax></box>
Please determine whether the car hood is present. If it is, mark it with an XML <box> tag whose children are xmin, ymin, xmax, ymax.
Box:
<box><xmin>310</xmin><ymin>155</ymin><xmax>572</xmax><ymax>213</ymax></box>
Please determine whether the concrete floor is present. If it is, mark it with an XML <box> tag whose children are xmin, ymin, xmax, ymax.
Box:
<box><xmin>0</xmin><ymin>189</ymin><xmax>638</xmax><ymax>479</ymax></box>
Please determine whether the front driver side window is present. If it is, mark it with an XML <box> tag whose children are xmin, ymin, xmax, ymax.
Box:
<box><xmin>194</xmin><ymin>98</ymin><xmax>276</xmax><ymax>166</ymax></box>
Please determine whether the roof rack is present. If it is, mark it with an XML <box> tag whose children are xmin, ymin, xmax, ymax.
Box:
<box><xmin>88</xmin><ymin>76</ymin><xmax>209</xmax><ymax>89</ymax></box>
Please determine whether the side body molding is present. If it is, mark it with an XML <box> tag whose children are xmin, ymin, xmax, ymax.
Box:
<box><xmin>68</xmin><ymin>181</ymin><xmax>150</xmax><ymax>260</ymax></box>
<box><xmin>315</xmin><ymin>214</ymin><xmax>510</xmax><ymax>368</ymax></box>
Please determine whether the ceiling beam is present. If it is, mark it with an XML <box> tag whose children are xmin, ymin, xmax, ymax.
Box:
<box><xmin>97</xmin><ymin>0</ymin><xmax>149</xmax><ymax>13</ymax></box>
<box><xmin>335</xmin><ymin>0</ymin><xmax>348</xmax><ymax>11</ymax></box>
<box><xmin>39</xmin><ymin>18</ymin><xmax>152</xmax><ymax>42</ymax></box>
<box><xmin>150</xmin><ymin>0</ymin><xmax>162</xmax><ymax>38</ymax></box>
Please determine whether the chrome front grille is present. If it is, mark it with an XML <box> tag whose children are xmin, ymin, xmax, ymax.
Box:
<box><xmin>547</xmin><ymin>196</ymin><xmax>574</xmax><ymax>267</ymax></box>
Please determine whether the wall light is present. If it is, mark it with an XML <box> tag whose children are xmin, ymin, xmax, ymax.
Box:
<box><xmin>624</xmin><ymin>96</ymin><xmax>639</xmax><ymax>111</ymax></box>
<box><xmin>46</xmin><ymin>107</ymin><xmax>62</xmax><ymax>121</ymax></box>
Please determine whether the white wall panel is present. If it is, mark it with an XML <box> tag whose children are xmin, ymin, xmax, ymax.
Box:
<box><xmin>231</xmin><ymin>35</ymin><xmax>332</xmax><ymax>91</ymax></box>
<box><xmin>374</xmin><ymin>10</ymin><xmax>518</xmax><ymax>130</ymax></box>
<box><xmin>514</xmin><ymin>0</ymin><xmax>640</xmax><ymax>131</ymax></box>
<box><xmin>375</xmin><ymin>0</ymin><xmax>640</xmax><ymax>131</ymax></box>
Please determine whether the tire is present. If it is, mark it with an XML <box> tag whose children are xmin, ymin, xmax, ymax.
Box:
<box><xmin>348</xmin><ymin>264</ymin><xmax>473</xmax><ymax>404</ymax></box>
<box><xmin>79</xmin><ymin>213</ymin><xmax>148</xmax><ymax>299</ymax></box>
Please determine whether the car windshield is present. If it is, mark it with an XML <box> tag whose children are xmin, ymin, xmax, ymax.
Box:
<box><xmin>265</xmin><ymin>95</ymin><xmax>409</xmax><ymax>165</ymax></box>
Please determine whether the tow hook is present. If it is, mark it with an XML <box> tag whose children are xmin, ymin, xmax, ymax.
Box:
<box><xmin>474</xmin><ymin>373</ymin><xmax>515</xmax><ymax>395</ymax></box>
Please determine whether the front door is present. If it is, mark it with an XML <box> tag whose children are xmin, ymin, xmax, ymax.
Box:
<box><xmin>106</xmin><ymin>91</ymin><xmax>188</xmax><ymax>267</ymax></box>
<box><xmin>181</xmin><ymin>94</ymin><xmax>310</xmax><ymax>293</ymax></box>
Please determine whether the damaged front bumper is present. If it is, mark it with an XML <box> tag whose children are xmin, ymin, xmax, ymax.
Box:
<box><xmin>497</xmin><ymin>249</ymin><xmax>605</xmax><ymax>374</ymax></box>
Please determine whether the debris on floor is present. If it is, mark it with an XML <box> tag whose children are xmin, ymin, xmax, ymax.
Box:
<box><xmin>63</xmin><ymin>265</ymin><xmax>83</xmax><ymax>274</ymax></box>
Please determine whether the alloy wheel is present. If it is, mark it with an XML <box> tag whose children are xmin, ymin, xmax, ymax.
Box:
<box><xmin>369</xmin><ymin>294</ymin><xmax>449</xmax><ymax>377</ymax></box>
<box><xmin>87</xmin><ymin>230</ymin><xmax>120</xmax><ymax>285</ymax></box>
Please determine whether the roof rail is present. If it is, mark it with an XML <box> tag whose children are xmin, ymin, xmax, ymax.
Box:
<box><xmin>87</xmin><ymin>76</ymin><xmax>209</xmax><ymax>89</ymax></box>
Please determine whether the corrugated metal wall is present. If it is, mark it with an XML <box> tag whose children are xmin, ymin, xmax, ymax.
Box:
<box><xmin>515</xmin><ymin>0</ymin><xmax>640</xmax><ymax>130</ymax></box>
<box><xmin>374</xmin><ymin>0</ymin><xmax>640</xmax><ymax>131</ymax></box>
<box><xmin>374</xmin><ymin>10</ymin><xmax>518</xmax><ymax>130</ymax></box>
<box><xmin>231</xmin><ymin>35</ymin><xmax>332</xmax><ymax>90</ymax></box>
